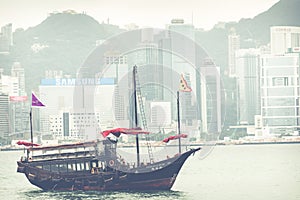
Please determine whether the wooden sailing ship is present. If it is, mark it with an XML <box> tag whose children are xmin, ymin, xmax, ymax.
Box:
<box><xmin>17</xmin><ymin>66</ymin><xmax>200</xmax><ymax>191</ymax></box>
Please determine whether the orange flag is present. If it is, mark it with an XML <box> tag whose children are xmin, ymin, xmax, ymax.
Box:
<box><xmin>179</xmin><ymin>74</ymin><xmax>192</xmax><ymax>92</ymax></box>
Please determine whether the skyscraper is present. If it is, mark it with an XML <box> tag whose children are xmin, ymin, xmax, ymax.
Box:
<box><xmin>235</xmin><ymin>48</ymin><xmax>261</xmax><ymax>125</ymax></box>
<box><xmin>165</xmin><ymin>19</ymin><xmax>197</xmax><ymax>122</ymax></box>
<box><xmin>128</xmin><ymin>28</ymin><xmax>163</xmax><ymax>101</ymax></box>
<box><xmin>103</xmin><ymin>51</ymin><xmax>130</xmax><ymax>126</ymax></box>
<box><xmin>180</xmin><ymin>73</ymin><xmax>195</xmax><ymax>126</ymax></box>
<box><xmin>0</xmin><ymin>64</ymin><xmax>29</xmax><ymax>143</ymax></box>
<box><xmin>228</xmin><ymin>28</ymin><xmax>240</xmax><ymax>77</ymax></box>
<box><xmin>0</xmin><ymin>23</ymin><xmax>13</xmax><ymax>53</ymax></box>
<box><xmin>260</xmin><ymin>53</ymin><xmax>300</xmax><ymax>135</ymax></box>
<box><xmin>0</xmin><ymin>94</ymin><xmax>9</xmax><ymax>144</ymax></box>
<box><xmin>166</xmin><ymin>19</ymin><xmax>196</xmax><ymax>75</ymax></box>
<box><xmin>11</xmin><ymin>62</ymin><xmax>26</xmax><ymax>96</ymax></box>
<box><xmin>271</xmin><ymin>26</ymin><xmax>300</xmax><ymax>55</ymax></box>
<box><xmin>200</xmin><ymin>58</ymin><xmax>221</xmax><ymax>134</ymax></box>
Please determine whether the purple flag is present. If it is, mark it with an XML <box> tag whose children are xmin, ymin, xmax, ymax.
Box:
<box><xmin>32</xmin><ymin>93</ymin><xmax>45</xmax><ymax>107</ymax></box>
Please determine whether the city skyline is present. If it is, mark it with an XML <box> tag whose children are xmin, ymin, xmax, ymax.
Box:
<box><xmin>1</xmin><ymin>0</ymin><xmax>279</xmax><ymax>31</ymax></box>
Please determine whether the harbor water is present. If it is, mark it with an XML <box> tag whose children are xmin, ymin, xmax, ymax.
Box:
<box><xmin>1</xmin><ymin>144</ymin><xmax>299</xmax><ymax>200</ymax></box>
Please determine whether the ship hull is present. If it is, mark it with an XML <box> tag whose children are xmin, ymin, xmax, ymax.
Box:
<box><xmin>17</xmin><ymin>148</ymin><xmax>199</xmax><ymax>191</ymax></box>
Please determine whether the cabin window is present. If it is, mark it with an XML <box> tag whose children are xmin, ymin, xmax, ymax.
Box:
<box><xmin>81</xmin><ymin>163</ymin><xmax>85</xmax><ymax>170</ymax></box>
<box><xmin>72</xmin><ymin>163</ymin><xmax>77</xmax><ymax>171</ymax></box>
<box><xmin>85</xmin><ymin>162</ymin><xmax>90</xmax><ymax>170</ymax></box>
<box><xmin>76</xmin><ymin>163</ymin><xmax>81</xmax><ymax>171</ymax></box>
<box><xmin>67</xmin><ymin>163</ymin><xmax>75</xmax><ymax>172</ymax></box>
<box><xmin>76</xmin><ymin>163</ymin><xmax>84</xmax><ymax>171</ymax></box>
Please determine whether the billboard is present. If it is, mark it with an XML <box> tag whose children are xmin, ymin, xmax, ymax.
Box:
<box><xmin>9</xmin><ymin>96</ymin><xmax>28</xmax><ymax>102</ymax></box>
<box><xmin>41</xmin><ymin>78</ymin><xmax>115</xmax><ymax>86</ymax></box>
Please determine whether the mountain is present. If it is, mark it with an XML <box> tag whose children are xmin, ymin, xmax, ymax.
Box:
<box><xmin>8</xmin><ymin>12</ymin><xmax>123</xmax><ymax>93</ymax></box>
<box><xmin>196</xmin><ymin>0</ymin><xmax>300</xmax><ymax>72</ymax></box>
<box><xmin>236</xmin><ymin>0</ymin><xmax>300</xmax><ymax>46</ymax></box>
<box><xmin>1</xmin><ymin>0</ymin><xmax>299</xmax><ymax>94</ymax></box>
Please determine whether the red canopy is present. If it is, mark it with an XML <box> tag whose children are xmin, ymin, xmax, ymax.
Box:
<box><xmin>101</xmin><ymin>127</ymin><xmax>150</xmax><ymax>138</ymax></box>
<box><xmin>16</xmin><ymin>140</ymin><xmax>40</xmax><ymax>147</ymax></box>
<box><xmin>162</xmin><ymin>134</ymin><xmax>188</xmax><ymax>143</ymax></box>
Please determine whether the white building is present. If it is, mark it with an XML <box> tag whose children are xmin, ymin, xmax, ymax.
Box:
<box><xmin>38</xmin><ymin>77</ymin><xmax>115</xmax><ymax>140</ymax></box>
<box><xmin>271</xmin><ymin>26</ymin><xmax>300</xmax><ymax>55</ymax></box>
<box><xmin>260</xmin><ymin>53</ymin><xmax>300</xmax><ymax>135</ymax></box>
<box><xmin>49</xmin><ymin>111</ymin><xmax>102</xmax><ymax>141</ymax></box>
<box><xmin>150</xmin><ymin>101</ymin><xmax>171</xmax><ymax>127</ymax></box>
<box><xmin>0</xmin><ymin>74</ymin><xmax>19</xmax><ymax>96</ymax></box>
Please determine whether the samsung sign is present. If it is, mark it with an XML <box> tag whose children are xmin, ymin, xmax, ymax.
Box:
<box><xmin>41</xmin><ymin>78</ymin><xmax>115</xmax><ymax>86</ymax></box>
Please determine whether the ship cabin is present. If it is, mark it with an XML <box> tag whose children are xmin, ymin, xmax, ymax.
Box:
<box><xmin>19</xmin><ymin>140</ymin><xmax>119</xmax><ymax>175</ymax></box>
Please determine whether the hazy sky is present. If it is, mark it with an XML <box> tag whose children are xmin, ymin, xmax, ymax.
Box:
<box><xmin>1</xmin><ymin>0</ymin><xmax>279</xmax><ymax>31</ymax></box>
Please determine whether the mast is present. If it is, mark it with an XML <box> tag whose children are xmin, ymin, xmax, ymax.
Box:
<box><xmin>177</xmin><ymin>91</ymin><xmax>181</xmax><ymax>154</ymax></box>
<box><xmin>30</xmin><ymin>107</ymin><xmax>33</xmax><ymax>147</ymax></box>
<box><xmin>133</xmin><ymin>65</ymin><xmax>140</xmax><ymax>166</ymax></box>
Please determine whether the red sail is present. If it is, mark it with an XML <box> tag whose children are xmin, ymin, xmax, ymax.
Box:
<box><xmin>101</xmin><ymin>127</ymin><xmax>150</xmax><ymax>138</ymax></box>
<box><xmin>163</xmin><ymin>134</ymin><xmax>188</xmax><ymax>143</ymax></box>
<box><xmin>17</xmin><ymin>140</ymin><xmax>40</xmax><ymax>147</ymax></box>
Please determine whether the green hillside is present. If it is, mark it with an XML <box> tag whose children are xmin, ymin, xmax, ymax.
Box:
<box><xmin>8</xmin><ymin>12</ymin><xmax>123</xmax><ymax>93</ymax></box>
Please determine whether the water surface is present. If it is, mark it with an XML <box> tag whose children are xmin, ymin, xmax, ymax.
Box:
<box><xmin>1</xmin><ymin>144</ymin><xmax>299</xmax><ymax>200</ymax></box>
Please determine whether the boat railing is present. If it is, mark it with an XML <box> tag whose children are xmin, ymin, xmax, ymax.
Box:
<box><xmin>30</xmin><ymin>150</ymin><xmax>97</xmax><ymax>162</ymax></box>
<box><xmin>28</xmin><ymin>141</ymin><xmax>98</xmax><ymax>152</ymax></box>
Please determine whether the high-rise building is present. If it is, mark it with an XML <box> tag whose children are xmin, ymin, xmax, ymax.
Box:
<box><xmin>9</xmin><ymin>96</ymin><xmax>29</xmax><ymax>139</ymax></box>
<box><xmin>260</xmin><ymin>53</ymin><xmax>300</xmax><ymax>135</ymax></box>
<box><xmin>103</xmin><ymin>51</ymin><xmax>129</xmax><ymax>127</ymax></box>
<box><xmin>0</xmin><ymin>94</ymin><xmax>9</xmax><ymax>144</ymax></box>
<box><xmin>200</xmin><ymin>58</ymin><xmax>222</xmax><ymax>134</ymax></box>
<box><xmin>165</xmin><ymin>19</ymin><xmax>197</xmax><ymax>122</ymax></box>
<box><xmin>0</xmin><ymin>64</ymin><xmax>29</xmax><ymax>143</ymax></box>
<box><xmin>271</xmin><ymin>26</ymin><xmax>300</xmax><ymax>55</ymax></box>
<box><xmin>228</xmin><ymin>28</ymin><xmax>240</xmax><ymax>77</ymax></box>
<box><xmin>128</xmin><ymin>29</ymin><xmax>163</xmax><ymax>101</ymax></box>
<box><xmin>235</xmin><ymin>48</ymin><xmax>261</xmax><ymax>125</ymax></box>
<box><xmin>166</xmin><ymin>19</ymin><xmax>196</xmax><ymax>75</ymax></box>
<box><xmin>11</xmin><ymin>62</ymin><xmax>26</xmax><ymax>96</ymax></box>
<box><xmin>0</xmin><ymin>74</ymin><xmax>19</xmax><ymax>96</ymax></box>
<box><xmin>0</xmin><ymin>23</ymin><xmax>13</xmax><ymax>53</ymax></box>
<box><xmin>180</xmin><ymin>73</ymin><xmax>195</xmax><ymax>126</ymax></box>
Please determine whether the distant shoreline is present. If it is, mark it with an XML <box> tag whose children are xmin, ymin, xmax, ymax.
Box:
<box><xmin>1</xmin><ymin>140</ymin><xmax>300</xmax><ymax>152</ymax></box>
<box><xmin>215</xmin><ymin>140</ymin><xmax>300</xmax><ymax>146</ymax></box>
